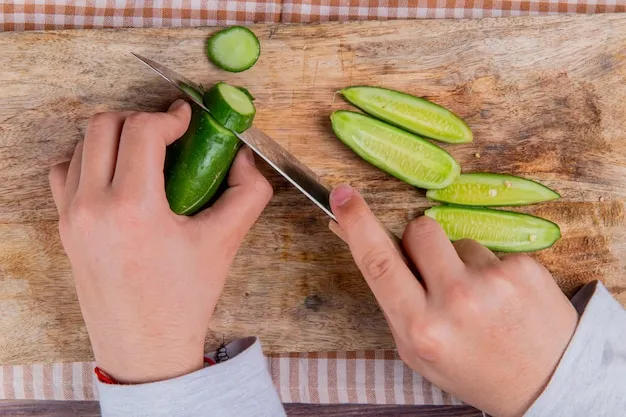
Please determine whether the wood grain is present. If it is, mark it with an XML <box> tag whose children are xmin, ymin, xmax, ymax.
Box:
<box><xmin>0</xmin><ymin>401</ymin><xmax>482</xmax><ymax>417</ymax></box>
<box><xmin>0</xmin><ymin>15</ymin><xmax>625</xmax><ymax>365</ymax></box>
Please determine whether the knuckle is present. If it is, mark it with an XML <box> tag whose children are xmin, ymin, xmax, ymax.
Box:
<box><xmin>360</xmin><ymin>247</ymin><xmax>396</xmax><ymax>282</ymax></box>
<box><xmin>87</xmin><ymin>112</ymin><xmax>117</xmax><ymax>133</ymax></box>
<box><xmin>499</xmin><ymin>253</ymin><xmax>538</xmax><ymax>277</ymax></box>
<box><xmin>124</xmin><ymin>112</ymin><xmax>152</xmax><ymax>129</ymax></box>
<box><xmin>404</xmin><ymin>216</ymin><xmax>442</xmax><ymax>241</ymax></box>
<box><xmin>68</xmin><ymin>196</ymin><xmax>95</xmax><ymax>228</ymax></box>
<box><xmin>404</xmin><ymin>320</ymin><xmax>443</xmax><ymax>363</ymax></box>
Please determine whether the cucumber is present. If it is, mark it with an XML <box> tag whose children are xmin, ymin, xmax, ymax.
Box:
<box><xmin>425</xmin><ymin>206</ymin><xmax>561</xmax><ymax>252</ymax></box>
<box><xmin>207</xmin><ymin>26</ymin><xmax>260</xmax><ymax>72</ymax></box>
<box><xmin>426</xmin><ymin>173</ymin><xmax>560</xmax><ymax>207</ymax></box>
<box><xmin>237</xmin><ymin>86</ymin><xmax>255</xmax><ymax>101</ymax></box>
<box><xmin>203</xmin><ymin>82</ymin><xmax>256</xmax><ymax>133</ymax></box>
<box><xmin>165</xmin><ymin>102</ymin><xmax>241</xmax><ymax>215</ymax></box>
<box><xmin>340</xmin><ymin>86</ymin><xmax>473</xmax><ymax>144</ymax></box>
<box><xmin>179</xmin><ymin>82</ymin><xmax>205</xmax><ymax>103</ymax></box>
<box><xmin>331</xmin><ymin>110</ymin><xmax>460</xmax><ymax>189</ymax></box>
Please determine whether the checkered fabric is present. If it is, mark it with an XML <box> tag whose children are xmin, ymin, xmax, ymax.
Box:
<box><xmin>1</xmin><ymin>0</ymin><xmax>624</xmax><ymax>31</ymax></box>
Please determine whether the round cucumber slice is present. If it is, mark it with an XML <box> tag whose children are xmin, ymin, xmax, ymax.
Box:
<box><xmin>340</xmin><ymin>86</ymin><xmax>473</xmax><ymax>144</ymax></box>
<box><xmin>207</xmin><ymin>26</ymin><xmax>260</xmax><ymax>73</ymax></box>
<box><xmin>331</xmin><ymin>110</ymin><xmax>460</xmax><ymax>189</ymax></box>
<box><xmin>426</xmin><ymin>173</ymin><xmax>560</xmax><ymax>206</ymax></box>
<box><xmin>203</xmin><ymin>82</ymin><xmax>256</xmax><ymax>133</ymax></box>
<box><xmin>425</xmin><ymin>206</ymin><xmax>561</xmax><ymax>252</ymax></box>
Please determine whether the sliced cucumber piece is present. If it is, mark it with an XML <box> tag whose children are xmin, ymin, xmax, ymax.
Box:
<box><xmin>331</xmin><ymin>110</ymin><xmax>460</xmax><ymax>189</ymax></box>
<box><xmin>425</xmin><ymin>206</ymin><xmax>561</xmax><ymax>252</ymax></box>
<box><xmin>207</xmin><ymin>26</ymin><xmax>260</xmax><ymax>73</ymax></box>
<box><xmin>426</xmin><ymin>173</ymin><xmax>560</xmax><ymax>206</ymax></box>
<box><xmin>340</xmin><ymin>86</ymin><xmax>473</xmax><ymax>144</ymax></box>
<box><xmin>203</xmin><ymin>82</ymin><xmax>256</xmax><ymax>133</ymax></box>
<box><xmin>179</xmin><ymin>82</ymin><xmax>205</xmax><ymax>103</ymax></box>
<box><xmin>237</xmin><ymin>86</ymin><xmax>255</xmax><ymax>101</ymax></box>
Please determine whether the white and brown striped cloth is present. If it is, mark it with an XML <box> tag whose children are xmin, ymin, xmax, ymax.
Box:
<box><xmin>0</xmin><ymin>350</ymin><xmax>462</xmax><ymax>405</ymax></box>
<box><xmin>1</xmin><ymin>0</ymin><xmax>624</xmax><ymax>31</ymax></box>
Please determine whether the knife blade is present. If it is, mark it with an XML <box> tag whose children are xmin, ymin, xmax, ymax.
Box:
<box><xmin>131</xmin><ymin>53</ymin><xmax>335</xmax><ymax>220</ymax></box>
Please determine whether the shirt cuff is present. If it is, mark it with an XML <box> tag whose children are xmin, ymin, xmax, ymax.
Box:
<box><xmin>524</xmin><ymin>281</ymin><xmax>626</xmax><ymax>416</ymax></box>
<box><xmin>98</xmin><ymin>336</ymin><xmax>285</xmax><ymax>417</ymax></box>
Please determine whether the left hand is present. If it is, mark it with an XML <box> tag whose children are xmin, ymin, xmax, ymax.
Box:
<box><xmin>49</xmin><ymin>100</ymin><xmax>273</xmax><ymax>383</ymax></box>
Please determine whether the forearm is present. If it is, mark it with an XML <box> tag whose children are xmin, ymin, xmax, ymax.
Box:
<box><xmin>98</xmin><ymin>337</ymin><xmax>285</xmax><ymax>417</ymax></box>
<box><xmin>524</xmin><ymin>281</ymin><xmax>626</xmax><ymax>417</ymax></box>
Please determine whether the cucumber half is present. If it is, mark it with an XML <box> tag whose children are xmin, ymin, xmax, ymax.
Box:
<box><xmin>426</xmin><ymin>173</ymin><xmax>560</xmax><ymax>207</ymax></box>
<box><xmin>203</xmin><ymin>82</ymin><xmax>256</xmax><ymax>133</ymax></box>
<box><xmin>340</xmin><ymin>86</ymin><xmax>473</xmax><ymax>144</ymax></box>
<box><xmin>425</xmin><ymin>206</ymin><xmax>561</xmax><ymax>252</ymax></box>
<box><xmin>207</xmin><ymin>26</ymin><xmax>260</xmax><ymax>72</ymax></box>
<box><xmin>331</xmin><ymin>110</ymin><xmax>460</xmax><ymax>189</ymax></box>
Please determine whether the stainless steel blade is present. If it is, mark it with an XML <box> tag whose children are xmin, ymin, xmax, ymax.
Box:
<box><xmin>131</xmin><ymin>53</ymin><xmax>335</xmax><ymax>220</ymax></box>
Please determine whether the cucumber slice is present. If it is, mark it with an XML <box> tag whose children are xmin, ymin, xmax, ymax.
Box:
<box><xmin>179</xmin><ymin>82</ymin><xmax>205</xmax><ymax>103</ymax></box>
<box><xmin>203</xmin><ymin>82</ymin><xmax>256</xmax><ymax>133</ymax></box>
<box><xmin>237</xmin><ymin>86</ymin><xmax>255</xmax><ymax>101</ymax></box>
<box><xmin>165</xmin><ymin>103</ymin><xmax>241</xmax><ymax>215</ymax></box>
<box><xmin>331</xmin><ymin>110</ymin><xmax>460</xmax><ymax>189</ymax></box>
<box><xmin>340</xmin><ymin>86</ymin><xmax>473</xmax><ymax>144</ymax></box>
<box><xmin>425</xmin><ymin>206</ymin><xmax>561</xmax><ymax>252</ymax></box>
<box><xmin>207</xmin><ymin>26</ymin><xmax>260</xmax><ymax>73</ymax></box>
<box><xmin>426</xmin><ymin>173</ymin><xmax>560</xmax><ymax>206</ymax></box>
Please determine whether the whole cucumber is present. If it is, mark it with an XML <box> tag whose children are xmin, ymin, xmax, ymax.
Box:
<box><xmin>165</xmin><ymin>103</ymin><xmax>240</xmax><ymax>215</ymax></box>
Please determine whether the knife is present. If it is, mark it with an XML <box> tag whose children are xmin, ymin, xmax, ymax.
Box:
<box><xmin>131</xmin><ymin>53</ymin><xmax>416</xmax><ymax>267</ymax></box>
<box><xmin>131</xmin><ymin>53</ymin><xmax>336</xmax><ymax>220</ymax></box>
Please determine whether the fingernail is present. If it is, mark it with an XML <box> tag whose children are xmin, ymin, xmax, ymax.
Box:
<box><xmin>330</xmin><ymin>184</ymin><xmax>353</xmax><ymax>207</ymax></box>
<box><xmin>168</xmin><ymin>99</ymin><xmax>187</xmax><ymax>111</ymax></box>
<box><xmin>244</xmin><ymin>146</ymin><xmax>256</xmax><ymax>166</ymax></box>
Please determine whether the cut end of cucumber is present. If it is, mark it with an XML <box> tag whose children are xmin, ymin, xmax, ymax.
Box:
<box><xmin>207</xmin><ymin>26</ymin><xmax>260</xmax><ymax>73</ymax></box>
<box><xmin>425</xmin><ymin>205</ymin><xmax>561</xmax><ymax>252</ymax></box>
<box><xmin>340</xmin><ymin>86</ymin><xmax>473</xmax><ymax>144</ymax></box>
<box><xmin>217</xmin><ymin>83</ymin><xmax>256</xmax><ymax>116</ymax></box>
<box><xmin>426</xmin><ymin>173</ymin><xmax>560</xmax><ymax>207</ymax></box>
<box><xmin>204</xmin><ymin>82</ymin><xmax>256</xmax><ymax>133</ymax></box>
<box><xmin>331</xmin><ymin>110</ymin><xmax>460</xmax><ymax>189</ymax></box>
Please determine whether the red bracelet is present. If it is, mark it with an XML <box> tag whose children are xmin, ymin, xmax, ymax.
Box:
<box><xmin>94</xmin><ymin>357</ymin><xmax>216</xmax><ymax>385</ymax></box>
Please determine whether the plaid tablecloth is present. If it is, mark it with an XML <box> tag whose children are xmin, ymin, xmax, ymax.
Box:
<box><xmin>1</xmin><ymin>0</ymin><xmax>624</xmax><ymax>31</ymax></box>
<box><xmin>1</xmin><ymin>0</ymin><xmax>624</xmax><ymax>407</ymax></box>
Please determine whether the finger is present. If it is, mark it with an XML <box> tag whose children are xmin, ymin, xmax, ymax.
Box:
<box><xmin>328</xmin><ymin>220</ymin><xmax>348</xmax><ymax>243</ymax></box>
<box><xmin>453</xmin><ymin>239</ymin><xmax>499</xmax><ymax>269</ymax></box>
<box><xmin>113</xmin><ymin>100</ymin><xmax>191</xmax><ymax>195</ymax></box>
<box><xmin>81</xmin><ymin>112</ymin><xmax>132</xmax><ymax>187</ymax></box>
<box><xmin>402</xmin><ymin>216</ymin><xmax>465</xmax><ymax>292</ymax></box>
<box><xmin>49</xmin><ymin>161</ymin><xmax>70</xmax><ymax>213</ymax></box>
<box><xmin>192</xmin><ymin>146</ymin><xmax>273</xmax><ymax>254</ymax></box>
<box><xmin>65</xmin><ymin>141</ymin><xmax>84</xmax><ymax>201</ymax></box>
<box><xmin>330</xmin><ymin>184</ymin><xmax>425</xmax><ymax>325</ymax></box>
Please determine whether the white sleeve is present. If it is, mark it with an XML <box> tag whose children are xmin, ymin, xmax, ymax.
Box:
<box><xmin>524</xmin><ymin>281</ymin><xmax>626</xmax><ymax>417</ymax></box>
<box><xmin>97</xmin><ymin>336</ymin><xmax>286</xmax><ymax>417</ymax></box>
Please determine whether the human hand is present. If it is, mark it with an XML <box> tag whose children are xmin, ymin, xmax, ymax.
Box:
<box><xmin>330</xmin><ymin>184</ymin><xmax>577</xmax><ymax>417</ymax></box>
<box><xmin>49</xmin><ymin>100</ymin><xmax>273</xmax><ymax>384</ymax></box>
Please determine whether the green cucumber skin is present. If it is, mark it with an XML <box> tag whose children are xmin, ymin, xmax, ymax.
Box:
<box><xmin>206</xmin><ymin>26</ymin><xmax>260</xmax><ymax>73</ymax></box>
<box><xmin>426</xmin><ymin>173</ymin><xmax>561</xmax><ymax>207</ymax></box>
<box><xmin>237</xmin><ymin>86</ymin><xmax>255</xmax><ymax>101</ymax></box>
<box><xmin>165</xmin><ymin>103</ymin><xmax>240</xmax><ymax>215</ymax></box>
<box><xmin>425</xmin><ymin>206</ymin><xmax>561</xmax><ymax>252</ymax></box>
<box><xmin>203</xmin><ymin>83</ymin><xmax>256</xmax><ymax>133</ymax></box>
<box><xmin>341</xmin><ymin>86</ymin><xmax>473</xmax><ymax>144</ymax></box>
<box><xmin>331</xmin><ymin>110</ymin><xmax>460</xmax><ymax>190</ymax></box>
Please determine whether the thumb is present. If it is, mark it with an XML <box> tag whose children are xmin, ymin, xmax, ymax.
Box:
<box><xmin>191</xmin><ymin>146</ymin><xmax>273</xmax><ymax>256</ymax></box>
<box><xmin>330</xmin><ymin>184</ymin><xmax>425</xmax><ymax>323</ymax></box>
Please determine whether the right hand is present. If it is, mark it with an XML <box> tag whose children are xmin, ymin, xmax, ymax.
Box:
<box><xmin>330</xmin><ymin>184</ymin><xmax>577</xmax><ymax>417</ymax></box>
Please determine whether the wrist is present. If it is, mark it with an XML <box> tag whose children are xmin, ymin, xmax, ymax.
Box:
<box><xmin>94</xmin><ymin>344</ymin><xmax>205</xmax><ymax>384</ymax></box>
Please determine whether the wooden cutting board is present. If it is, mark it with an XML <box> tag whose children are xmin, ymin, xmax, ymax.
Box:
<box><xmin>1</xmin><ymin>15</ymin><xmax>625</xmax><ymax>365</ymax></box>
